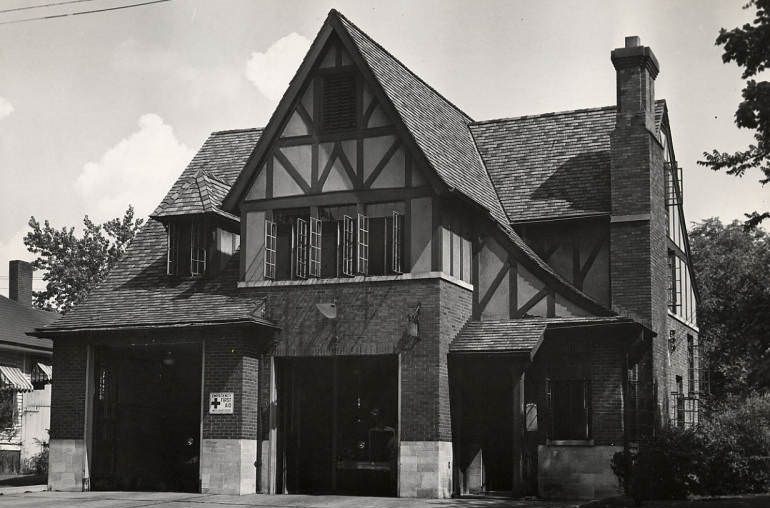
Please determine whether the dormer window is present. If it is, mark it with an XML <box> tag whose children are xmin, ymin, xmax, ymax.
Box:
<box><xmin>321</xmin><ymin>72</ymin><xmax>357</xmax><ymax>132</ymax></box>
<box><xmin>167</xmin><ymin>219</ymin><xmax>208</xmax><ymax>277</ymax></box>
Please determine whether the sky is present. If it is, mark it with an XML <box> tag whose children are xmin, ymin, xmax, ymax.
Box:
<box><xmin>0</xmin><ymin>0</ymin><xmax>766</xmax><ymax>296</ymax></box>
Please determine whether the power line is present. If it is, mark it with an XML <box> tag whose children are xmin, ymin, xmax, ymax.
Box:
<box><xmin>0</xmin><ymin>0</ymin><xmax>99</xmax><ymax>15</ymax></box>
<box><xmin>0</xmin><ymin>0</ymin><xmax>171</xmax><ymax>25</ymax></box>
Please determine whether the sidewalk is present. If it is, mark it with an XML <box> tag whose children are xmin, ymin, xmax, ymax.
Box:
<box><xmin>0</xmin><ymin>491</ymin><xmax>582</xmax><ymax>507</ymax></box>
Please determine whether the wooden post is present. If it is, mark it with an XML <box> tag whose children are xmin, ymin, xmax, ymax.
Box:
<box><xmin>512</xmin><ymin>364</ymin><xmax>525</xmax><ymax>497</ymax></box>
<box><xmin>268</xmin><ymin>356</ymin><xmax>278</xmax><ymax>494</ymax></box>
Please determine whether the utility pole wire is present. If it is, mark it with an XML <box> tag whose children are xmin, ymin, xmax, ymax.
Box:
<box><xmin>0</xmin><ymin>0</ymin><xmax>99</xmax><ymax>15</ymax></box>
<box><xmin>0</xmin><ymin>0</ymin><xmax>171</xmax><ymax>25</ymax></box>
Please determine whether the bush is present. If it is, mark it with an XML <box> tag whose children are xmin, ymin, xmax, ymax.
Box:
<box><xmin>612</xmin><ymin>393</ymin><xmax>770</xmax><ymax>502</ymax></box>
<box><xmin>27</xmin><ymin>438</ymin><xmax>48</xmax><ymax>476</ymax></box>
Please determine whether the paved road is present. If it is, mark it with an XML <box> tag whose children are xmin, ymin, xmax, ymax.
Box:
<box><xmin>0</xmin><ymin>492</ymin><xmax>581</xmax><ymax>508</ymax></box>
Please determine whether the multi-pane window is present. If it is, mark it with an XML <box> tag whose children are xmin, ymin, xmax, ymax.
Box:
<box><xmin>264</xmin><ymin>204</ymin><xmax>405</xmax><ymax>281</ymax></box>
<box><xmin>342</xmin><ymin>215</ymin><xmax>355</xmax><ymax>276</ymax></box>
<box><xmin>687</xmin><ymin>335</ymin><xmax>696</xmax><ymax>395</ymax></box>
<box><xmin>295</xmin><ymin>218</ymin><xmax>309</xmax><ymax>279</ymax></box>
<box><xmin>357</xmin><ymin>213</ymin><xmax>369</xmax><ymax>275</ymax></box>
<box><xmin>391</xmin><ymin>211</ymin><xmax>403</xmax><ymax>274</ymax></box>
<box><xmin>190</xmin><ymin>220</ymin><xmax>207</xmax><ymax>276</ymax></box>
<box><xmin>167</xmin><ymin>222</ymin><xmax>179</xmax><ymax>275</ymax></box>
<box><xmin>547</xmin><ymin>379</ymin><xmax>591</xmax><ymax>440</ymax></box>
<box><xmin>264</xmin><ymin>219</ymin><xmax>277</xmax><ymax>280</ymax></box>
<box><xmin>309</xmin><ymin>217</ymin><xmax>322</xmax><ymax>278</ymax></box>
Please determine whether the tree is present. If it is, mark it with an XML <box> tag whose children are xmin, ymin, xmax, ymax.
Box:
<box><xmin>23</xmin><ymin>205</ymin><xmax>144</xmax><ymax>313</ymax></box>
<box><xmin>699</xmin><ymin>0</ymin><xmax>770</xmax><ymax>228</ymax></box>
<box><xmin>688</xmin><ymin>218</ymin><xmax>770</xmax><ymax>398</ymax></box>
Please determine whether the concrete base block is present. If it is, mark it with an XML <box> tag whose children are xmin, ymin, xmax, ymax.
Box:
<box><xmin>398</xmin><ymin>441</ymin><xmax>452</xmax><ymax>498</ymax></box>
<box><xmin>538</xmin><ymin>444</ymin><xmax>623</xmax><ymax>500</ymax></box>
<box><xmin>200</xmin><ymin>439</ymin><xmax>257</xmax><ymax>495</ymax></box>
<box><xmin>48</xmin><ymin>439</ymin><xmax>85</xmax><ymax>492</ymax></box>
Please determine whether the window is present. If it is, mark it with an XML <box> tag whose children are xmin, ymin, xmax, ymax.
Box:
<box><xmin>322</xmin><ymin>72</ymin><xmax>356</xmax><ymax>132</ymax></box>
<box><xmin>547</xmin><ymin>378</ymin><xmax>591</xmax><ymax>440</ymax></box>
<box><xmin>667</xmin><ymin>252</ymin><xmax>682</xmax><ymax>315</ymax></box>
<box><xmin>357</xmin><ymin>213</ymin><xmax>369</xmax><ymax>275</ymax></box>
<box><xmin>190</xmin><ymin>219</ymin><xmax>207</xmax><ymax>276</ymax></box>
<box><xmin>295</xmin><ymin>218</ymin><xmax>309</xmax><ymax>279</ymax></box>
<box><xmin>391</xmin><ymin>211</ymin><xmax>403</xmax><ymax>274</ymax></box>
<box><xmin>309</xmin><ymin>217</ymin><xmax>322</xmax><ymax>278</ymax></box>
<box><xmin>687</xmin><ymin>335</ymin><xmax>696</xmax><ymax>395</ymax></box>
<box><xmin>167</xmin><ymin>222</ymin><xmax>179</xmax><ymax>275</ymax></box>
<box><xmin>264</xmin><ymin>219</ymin><xmax>277</xmax><ymax>280</ymax></box>
<box><xmin>342</xmin><ymin>215</ymin><xmax>355</xmax><ymax>276</ymax></box>
<box><xmin>166</xmin><ymin>220</ymin><xmax>206</xmax><ymax>277</ymax></box>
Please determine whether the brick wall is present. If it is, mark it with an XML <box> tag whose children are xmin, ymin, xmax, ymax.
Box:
<box><xmin>202</xmin><ymin>335</ymin><xmax>261</xmax><ymax>441</ymax></box>
<box><xmin>50</xmin><ymin>338</ymin><xmax>87</xmax><ymax>440</ymax></box>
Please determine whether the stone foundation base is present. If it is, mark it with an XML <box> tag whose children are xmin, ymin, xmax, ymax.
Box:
<box><xmin>398</xmin><ymin>441</ymin><xmax>452</xmax><ymax>498</ymax></box>
<box><xmin>48</xmin><ymin>439</ymin><xmax>85</xmax><ymax>491</ymax></box>
<box><xmin>538</xmin><ymin>444</ymin><xmax>622</xmax><ymax>499</ymax></box>
<box><xmin>200</xmin><ymin>439</ymin><xmax>257</xmax><ymax>495</ymax></box>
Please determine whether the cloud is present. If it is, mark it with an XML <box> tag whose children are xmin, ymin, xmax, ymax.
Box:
<box><xmin>0</xmin><ymin>96</ymin><xmax>14</xmax><ymax>120</ymax></box>
<box><xmin>75</xmin><ymin>114</ymin><xmax>195</xmax><ymax>222</ymax></box>
<box><xmin>246</xmin><ymin>32</ymin><xmax>311</xmax><ymax>101</ymax></box>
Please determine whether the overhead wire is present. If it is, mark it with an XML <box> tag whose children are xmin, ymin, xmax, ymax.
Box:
<box><xmin>0</xmin><ymin>0</ymin><xmax>100</xmax><ymax>15</ymax></box>
<box><xmin>0</xmin><ymin>0</ymin><xmax>171</xmax><ymax>26</ymax></box>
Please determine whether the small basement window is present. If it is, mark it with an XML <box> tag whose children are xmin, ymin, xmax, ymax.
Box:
<box><xmin>321</xmin><ymin>72</ymin><xmax>357</xmax><ymax>132</ymax></box>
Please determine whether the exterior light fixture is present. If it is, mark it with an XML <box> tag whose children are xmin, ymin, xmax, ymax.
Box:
<box><xmin>406</xmin><ymin>303</ymin><xmax>421</xmax><ymax>339</ymax></box>
<box><xmin>162</xmin><ymin>351</ymin><xmax>175</xmax><ymax>367</ymax></box>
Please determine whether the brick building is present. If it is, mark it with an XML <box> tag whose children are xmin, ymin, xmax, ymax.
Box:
<box><xmin>33</xmin><ymin>10</ymin><xmax>700</xmax><ymax>500</ymax></box>
<box><xmin>0</xmin><ymin>260</ymin><xmax>55</xmax><ymax>473</ymax></box>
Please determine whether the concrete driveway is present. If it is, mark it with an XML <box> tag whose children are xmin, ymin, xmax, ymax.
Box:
<box><xmin>0</xmin><ymin>492</ymin><xmax>581</xmax><ymax>508</ymax></box>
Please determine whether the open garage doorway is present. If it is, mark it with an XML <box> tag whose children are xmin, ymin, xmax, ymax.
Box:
<box><xmin>276</xmin><ymin>355</ymin><xmax>398</xmax><ymax>496</ymax></box>
<box><xmin>90</xmin><ymin>342</ymin><xmax>202</xmax><ymax>492</ymax></box>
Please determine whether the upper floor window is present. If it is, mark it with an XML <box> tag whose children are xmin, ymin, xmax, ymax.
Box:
<box><xmin>264</xmin><ymin>202</ymin><xmax>404</xmax><ymax>281</ymax></box>
<box><xmin>321</xmin><ymin>72</ymin><xmax>357</xmax><ymax>132</ymax></box>
<box><xmin>167</xmin><ymin>219</ymin><xmax>207</xmax><ymax>277</ymax></box>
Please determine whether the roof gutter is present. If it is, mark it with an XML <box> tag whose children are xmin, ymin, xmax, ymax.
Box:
<box><xmin>28</xmin><ymin>317</ymin><xmax>279</xmax><ymax>338</ymax></box>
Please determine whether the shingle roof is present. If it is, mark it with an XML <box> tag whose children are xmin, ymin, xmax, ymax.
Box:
<box><xmin>0</xmin><ymin>295</ymin><xmax>55</xmax><ymax>350</ymax></box>
<box><xmin>334</xmin><ymin>11</ymin><xmax>509</xmax><ymax>226</ymax></box>
<box><xmin>152</xmin><ymin>129</ymin><xmax>263</xmax><ymax>219</ymax></box>
<box><xmin>38</xmin><ymin>219</ymin><xmax>273</xmax><ymax>333</ymax></box>
<box><xmin>450</xmin><ymin>316</ymin><xmax>632</xmax><ymax>355</ymax></box>
<box><xmin>470</xmin><ymin>100</ymin><xmax>667</xmax><ymax>223</ymax></box>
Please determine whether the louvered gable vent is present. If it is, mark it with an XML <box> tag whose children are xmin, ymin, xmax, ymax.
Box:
<box><xmin>322</xmin><ymin>72</ymin><xmax>356</xmax><ymax>131</ymax></box>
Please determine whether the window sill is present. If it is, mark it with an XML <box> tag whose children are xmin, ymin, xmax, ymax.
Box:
<box><xmin>546</xmin><ymin>439</ymin><xmax>594</xmax><ymax>447</ymax></box>
<box><xmin>238</xmin><ymin>271</ymin><xmax>473</xmax><ymax>291</ymax></box>
<box><xmin>667</xmin><ymin>311</ymin><xmax>699</xmax><ymax>332</ymax></box>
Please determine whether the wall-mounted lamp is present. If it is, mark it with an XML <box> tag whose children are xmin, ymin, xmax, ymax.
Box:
<box><xmin>668</xmin><ymin>330</ymin><xmax>677</xmax><ymax>353</ymax></box>
<box><xmin>316</xmin><ymin>302</ymin><xmax>337</xmax><ymax>319</ymax></box>
<box><xmin>406</xmin><ymin>303</ymin><xmax>421</xmax><ymax>339</ymax></box>
<box><xmin>162</xmin><ymin>351</ymin><xmax>175</xmax><ymax>367</ymax></box>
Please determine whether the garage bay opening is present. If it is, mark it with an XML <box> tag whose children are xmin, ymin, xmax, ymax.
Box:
<box><xmin>90</xmin><ymin>342</ymin><xmax>202</xmax><ymax>492</ymax></box>
<box><xmin>277</xmin><ymin>355</ymin><xmax>398</xmax><ymax>496</ymax></box>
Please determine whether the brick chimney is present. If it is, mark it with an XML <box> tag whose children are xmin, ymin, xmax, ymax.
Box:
<box><xmin>609</xmin><ymin>36</ymin><xmax>670</xmax><ymax>424</ymax></box>
<box><xmin>9</xmin><ymin>260</ymin><xmax>33</xmax><ymax>306</ymax></box>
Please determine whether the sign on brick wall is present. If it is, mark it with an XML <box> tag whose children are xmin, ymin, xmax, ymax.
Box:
<box><xmin>209</xmin><ymin>392</ymin><xmax>234</xmax><ymax>414</ymax></box>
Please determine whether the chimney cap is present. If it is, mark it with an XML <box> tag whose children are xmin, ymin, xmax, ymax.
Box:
<box><xmin>625</xmin><ymin>36</ymin><xmax>641</xmax><ymax>48</ymax></box>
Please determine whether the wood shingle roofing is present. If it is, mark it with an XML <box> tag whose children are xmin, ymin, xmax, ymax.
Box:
<box><xmin>152</xmin><ymin>128</ymin><xmax>263</xmax><ymax>219</ymax></box>
<box><xmin>469</xmin><ymin>100</ymin><xmax>667</xmax><ymax>223</ymax></box>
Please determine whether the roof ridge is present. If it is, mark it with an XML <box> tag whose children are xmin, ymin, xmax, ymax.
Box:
<box><xmin>211</xmin><ymin>127</ymin><xmax>264</xmax><ymax>135</ymax></box>
<box><xmin>472</xmin><ymin>104</ymin><xmax>616</xmax><ymax>126</ymax></box>
<box><xmin>331</xmin><ymin>9</ymin><xmax>474</xmax><ymax>123</ymax></box>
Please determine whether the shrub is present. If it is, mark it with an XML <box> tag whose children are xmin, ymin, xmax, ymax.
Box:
<box><xmin>27</xmin><ymin>438</ymin><xmax>49</xmax><ymax>476</ymax></box>
<box><xmin>612</xmin><ymin>393</ymin><xmax>770</xmax><ymax>501</ymax></box>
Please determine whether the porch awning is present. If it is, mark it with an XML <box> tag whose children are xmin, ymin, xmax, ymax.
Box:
<box><xmin>449</xmin><ymin>320</ymin><xmax>547</xmax><ymax>358</ymax></box>
<box><xmin>0</xmin><ymin>366</ymin><xmax>34</xmax><ymax>392</ymax></box>
<box><xmin>32</xmin><ymin>363</ymin><xmax>52</xmax><ymax>385</ymax></box>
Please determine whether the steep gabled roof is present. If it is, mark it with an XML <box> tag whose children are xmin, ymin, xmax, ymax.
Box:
<box><xmin>36</xmin><ymin>219</ymin><xmax>274</xmax><ymax>334</ymax></box>
<box><xmin>334</xmin><ymin>11</ymin><xmax>509</xmax><ymax>225</ymax></box>
<box><xmin>153</xmin><ymin>129</ymin><xmax>263</xmax><ymax>220</ymax></box>
<box><xmin>470</xmin><ymin>100</ymin><xmax>667</xmax><ymax>223</ymax></box>
<box><xmin>0</xmin><ymin>295</ymin><xmax>55</xmax><ymax>351</ymax></box>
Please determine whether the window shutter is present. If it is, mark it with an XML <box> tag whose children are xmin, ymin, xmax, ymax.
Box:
<box><xmin>357</xmin><ymin>213</ymin><xmax>369</xmax><ymax>275</ymax></box>
<box><xmin>545</xmin><ymin>377</ymin><xmax>552</xmax><ymax>439</ymax></box>
<box><xmin>322</xmin><ymin>73</ymin><xmax>356</xmax><ymax>131</ymax></box>
<box><xmin>295</xmin><ymin>218</ymin><xmax>309</xmax><ymax>279</ymax></box>
<box><xmin>342</xmin><ymin>215</ymin><xmax>355</xmax><ymax>276</ymax></box>
<box><xmin>264</xmin><ymin>219</ymin><xmax>277</xmax><ymax>280</ymax></box>
<box><xmin>309</xmin><ymin>217</ymin><xmax>322</xmax><ymax>278</ymax></box>
<box><xmin>391</xmin><ymin>211</ymin><xmax>403</xmax><ymax>274</ymax></box>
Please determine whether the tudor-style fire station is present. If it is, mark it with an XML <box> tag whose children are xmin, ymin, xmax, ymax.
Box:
<box><xmin>33</xmin><ymin>10</ymin><xmax>701</xmax><ymax>500</ymax></box>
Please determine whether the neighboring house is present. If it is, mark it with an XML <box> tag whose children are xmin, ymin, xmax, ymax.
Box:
<box><xmin>0</xmin><ymin>260</ymin><xmax>55</xmax><ymax>473</ymax></box>
<box><xmin>33</xmin><ymin>11</ymin><xmax>700</xmax><ymax>500</ymax></box>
